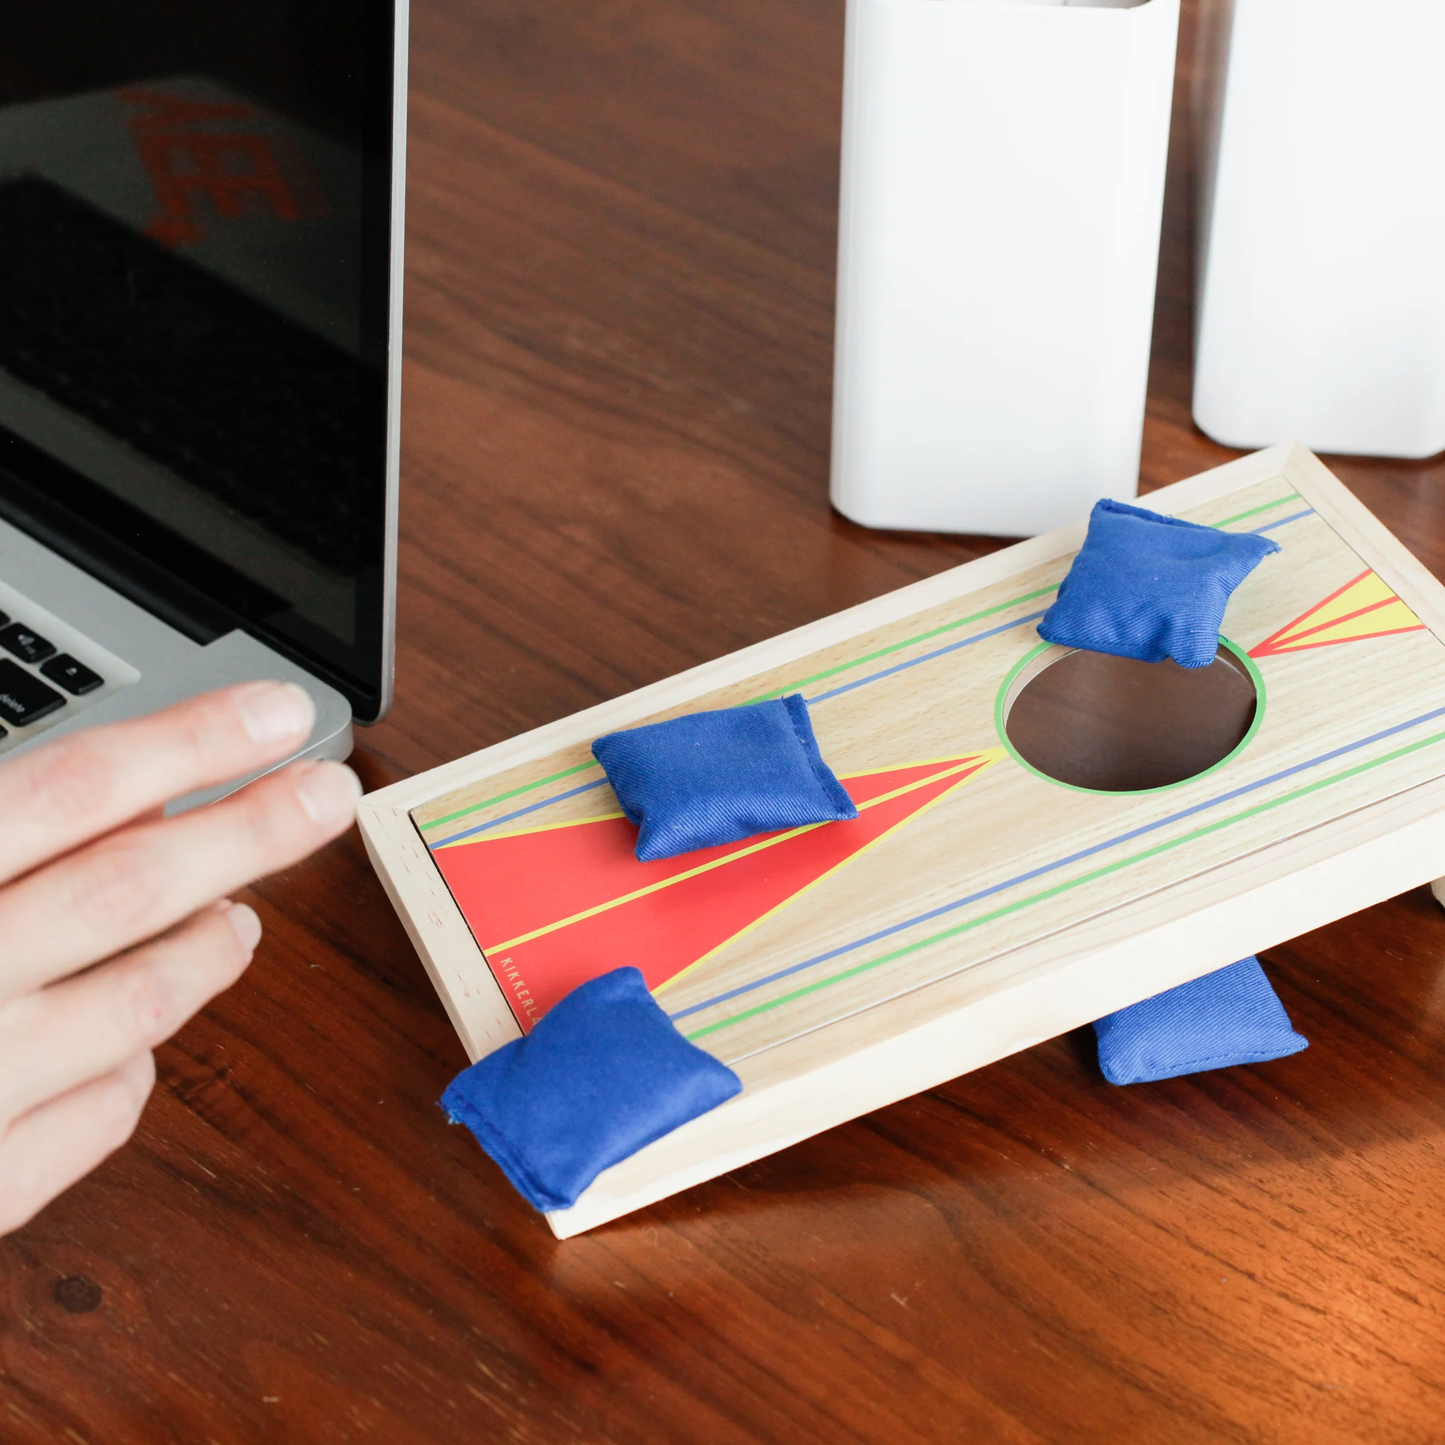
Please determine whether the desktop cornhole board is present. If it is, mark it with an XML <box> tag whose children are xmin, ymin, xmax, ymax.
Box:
<box><xmin>359</xmin><ymin>445</ymin><xmax>1445</xmax><ymax>1237</ymax></box>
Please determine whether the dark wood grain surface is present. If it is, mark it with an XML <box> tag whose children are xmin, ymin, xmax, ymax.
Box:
<box><xmin>5</xmin><ymin>3</ymin><xmax>1444</xmax><ymax>1441</ymax></box>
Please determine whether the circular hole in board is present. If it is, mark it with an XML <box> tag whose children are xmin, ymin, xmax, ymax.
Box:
<box><xmin>1002</xmin><ymin>644</ymin><xmax>1259</xmax><ymax>792</ymax></box>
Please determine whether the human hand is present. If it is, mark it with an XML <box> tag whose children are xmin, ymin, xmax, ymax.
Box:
<box><xmin>0</xmin><ymin>683</ymin><xmax>361</xmax><ymax>1234</ymax></box>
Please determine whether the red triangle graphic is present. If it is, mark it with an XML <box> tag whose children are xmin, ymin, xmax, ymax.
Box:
<box><xmin>432</xmin><ymin>756</ymin><xmax>996</xmax><ymax>1030</ymax></box>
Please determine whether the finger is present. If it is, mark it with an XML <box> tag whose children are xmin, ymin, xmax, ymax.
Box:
<box><xmin>0</xmin><ymin>902</ymin><xmax>260</xmax><ymax>1131</ymax></box>
<box><xmin>0</xmin><ymin>1051</ymin><xmax>155</xmax><ymax>1238</ymax></box>
<box><xmin>0</xmin><ymin>681</ymin><xmax>317</xmax><ymax>886</ymax></box>
<box><xmin>0</xmin><ymin>758</ymin><xmax>358</xmax><ymax>1001</ymax></box>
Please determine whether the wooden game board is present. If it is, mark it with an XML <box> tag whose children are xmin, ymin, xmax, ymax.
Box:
<box><xmin>359</xmin><ymin>446</ymin><xmax>1445</xmax><ymax>1236</ymax></box>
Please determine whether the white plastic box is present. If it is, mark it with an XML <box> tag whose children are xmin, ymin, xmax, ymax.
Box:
<box><xmin>1193</xmin><ymin>0</ymin><xmax>1445</xmax><ymax>459</ymax></box>
<box><xmin>831</xmin><ymin>0</ymin><xmax>1181</xmax><ymax>537</ymax></box>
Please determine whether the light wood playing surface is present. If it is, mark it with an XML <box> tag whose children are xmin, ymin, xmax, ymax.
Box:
<box><xmin>409</xmin><ymin>468</ymin><xmax>1445</xmax><ymax>1070</ymax></box>
<box><xmin>361</xmin><ymin>445</ymin><xmax>1445</xmax><ymax>1238</ymax></box>
<box><xmin>7</xmin><ymin>3</ymin><xmax>1445</xmax><ymax>1442</ymax></box>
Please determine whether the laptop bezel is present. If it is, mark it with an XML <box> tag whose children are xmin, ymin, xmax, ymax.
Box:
<box><xmin>0</xmin><ymin>0</ymin><xmax>408</xmax><ymax>725</ymax></box>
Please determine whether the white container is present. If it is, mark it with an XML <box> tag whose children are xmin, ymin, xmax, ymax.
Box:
<box><xmin>1193</xmin><ymin>0</ymin><xmax>1445</xmax><ymax>459</ymax></box>
<box><xmin>831</xmin><ymin>0</ymin><xmax>1181</xmax><ymax>537</ymax></box>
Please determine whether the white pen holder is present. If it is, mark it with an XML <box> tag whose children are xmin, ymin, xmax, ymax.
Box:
<box><xmin>831</xmin><ymin>0</ymin><xmax>1180</xmax><ymax>536</ymax></box>
<box><xmin>1193</xmin><ymin>0</ymin><xmax>1445</xmax><ymax>460</ymax></box>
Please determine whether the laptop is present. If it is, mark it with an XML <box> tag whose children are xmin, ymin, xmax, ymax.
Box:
<box><xmin>0</xmin><ymin>2</ymin><xmax>408</xmax><ymax>805</ymax></box>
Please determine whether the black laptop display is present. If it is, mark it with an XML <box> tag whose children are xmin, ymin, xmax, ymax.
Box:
<box><xmin>0</xmin><ymin>3</ymin><xmax>401</xmax><ymax>722</ymax></box>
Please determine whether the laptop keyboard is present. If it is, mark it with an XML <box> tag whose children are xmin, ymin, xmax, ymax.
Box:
<box><xmin>0</xmin><ymin>617</ymin><xmax>59</xmax><ymax>664</ymax></box>
<box><xmin>0</xmin><ymin>585</ymin><xmax>131</xmax><ymax>751</ymax></box>
<box><xmin>0</xmin><ymin>659</ymin><xmax>67</xmax><ymax>732</ymax></box>
<box><xmin>0</xmin><ymin>604</ymin><xmax>105</xmax><ymax>736</ymax></box>
<box><xmin>0</xmin><ymin>175</ymin><xmax>376</xmax><ymax>575</ymax></box>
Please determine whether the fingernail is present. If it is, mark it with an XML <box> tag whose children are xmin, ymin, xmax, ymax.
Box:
<box><xmin>224</xmin><ymin>902</ymin><xmax>262</xmax><ymax>953</ymax></box>
<box><xmin>295</xmin><ymin>761</ymin><xmax>362</xmax><ymax>827</ymax></box>
<box><xmin>237</xmin><ymin>682</ymin><xmax>316</xmax><ymax>746</ymax></box>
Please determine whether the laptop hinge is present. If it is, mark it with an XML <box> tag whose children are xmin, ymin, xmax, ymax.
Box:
<box><xmin>0</xmin><ymin>428</ymin><xmax>235</xmax><ymax>645</ymax></box>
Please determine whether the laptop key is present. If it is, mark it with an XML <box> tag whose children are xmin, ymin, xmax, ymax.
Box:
<box><xmin>41</xmin><ymin>654</ymin><xmax>104</xmax><ymax>696</ymax></box>
<box><xmin>0</xmin><ymin>659</ymin><xmax>66</xmax><ymax>727</ymax></box>
<box><xmin>0</xmin><ymin>621</ymin><xmax>57</xmax><ymax>664</ymax></box>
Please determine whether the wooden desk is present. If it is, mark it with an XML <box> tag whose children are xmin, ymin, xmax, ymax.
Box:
<box><xmin>5</xmin><ymin>2</ymin><xmax>1442</xmax><ymax>1440</ymax></box>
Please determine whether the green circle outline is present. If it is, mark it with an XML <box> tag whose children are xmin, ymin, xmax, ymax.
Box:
<box><xmin>992</xmin><ymin>637</ymin><xmax>1267</xmax><ymax>797</ymax></box>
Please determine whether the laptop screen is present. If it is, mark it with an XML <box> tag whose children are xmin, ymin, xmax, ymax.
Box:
<box><xmin>0</xmin><ymin>2</ymin><xmax>401</xmax><ymax>722</ymax></box>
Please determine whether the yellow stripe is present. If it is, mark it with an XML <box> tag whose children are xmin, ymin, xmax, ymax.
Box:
<box><xmin>1301</xmin><ymin>597</ymin><xmax>1422</xmax><ymax>646</ymax></box>
<box><xmin>483</xmin><ymin>756</ymin><xmax>999</xmax><ymax>954</ymax></box>
<box><xmin>832</xmin><ymin>753</ymin><xmax>992</xmax><ymax>778</ymax></box>
<box><xmin>431</xmin><ymin>758</ymin><xmax>975</xmax><ymax>849</ymax></box>
<box><xmin>1273</xmin><ymin>571</ymin><xmax>1395</xmax><ymax>644</ymax></box>
<box><xmin>655</xmin><ymin>751</ymin><xmax>1004</xmax><ymax>993</ymax></box>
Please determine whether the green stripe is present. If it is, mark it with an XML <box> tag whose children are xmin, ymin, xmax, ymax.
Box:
<box><xmin>1215</xmin><ymin>492</ymin><xmax>1301</xmax><ymax>528</ymax></box>
<box><xmin>745</xmin><ymin>586</ymin><xmax>1060</xmax><ymax>704</ymax></box>
<box><xmin>685</xmin><ymin>728</ymin><xmax>1445</xmax><ymax>1040</ymax></box>
<box><xmin>423</xmin><ymin>493</ymin><xmax>1294</xmax><ymax>834</ymax></box>
<box><xmin>747</xmin><ymin>493</ymin><xmax>1297</xmax><ymax>707</ymax></box>
<box><xmin>420</xmin><ymin>584</ymin><xmax>1054</xmax><ymax>831</ymax></box>
<box><xmin>417</xmin><ymin>760</ymin><xmax>600</xmax><ymax>831</ymax></box>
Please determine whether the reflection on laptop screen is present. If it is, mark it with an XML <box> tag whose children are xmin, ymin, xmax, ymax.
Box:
<box><xmin>0</xmin><ymin>3</ymin><xmax>401</xmax><ymax>721</ymax></box>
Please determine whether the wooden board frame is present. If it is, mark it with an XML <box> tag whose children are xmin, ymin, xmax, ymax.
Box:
<box><xmin>359</xmin><ymin>446</ymin><xmax>1445</xmax><ymax>1237</ymax></box>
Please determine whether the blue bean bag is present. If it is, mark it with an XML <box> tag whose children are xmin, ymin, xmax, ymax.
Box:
<box><xmin>1092</xmin><ymin>956</ymin><xmax>1308</xmax><ymax>1085</ymax></box>
<box><xmin>441</xmin><ymin>967</ymin><xmax>742</xmax><ymax>1212</ymax></box>
<box><xmin>1038</xmin><ymin>499</ymin><xmax>1280</xmax><ymax>669</ymax></box>
<box><xmin>591</xmin><ymin>694</ymin><xmax>857</xmax><ymax>862</ymax></box>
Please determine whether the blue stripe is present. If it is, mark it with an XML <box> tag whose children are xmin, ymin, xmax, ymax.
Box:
<box><xmin>805</xmin><ymin>611</ymin><xmax>1049</xmax><ymax>705</ymax></box>
<box><xmin>431</xmin><ymin>778</ymin><xmax>610</xmax><ymax>847</ymax></box>
<box><xmin>431</xmin><ymin>504</ymin><xmax>1314</xmax><ymax>850</ymax></box>
<box><xmin>801</xmin><ymin>502</ymin><xmax>1315</xmax><ymax>709</ymax></box>
<box><xmin>432</xmin><ymin>606</ymin><xmax>1055</xmax><ymax>844</ymax></box>
<box><xmin>667</xmin><ymin>703</ymin><xmax>1445</xmax><ymax>1022</ymax></box>
<box><xmin>1250</xmin><ymin>507</ymin><xmax>1315</xmax><ymax>535</ymax></box>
